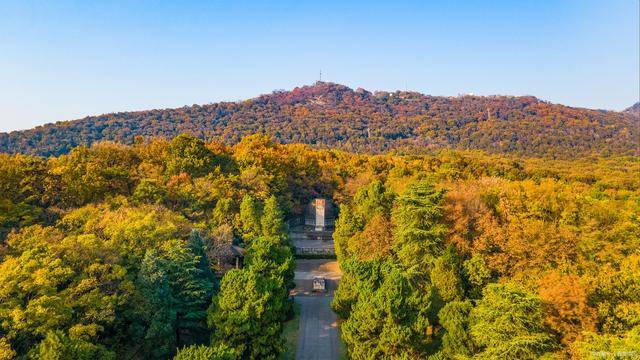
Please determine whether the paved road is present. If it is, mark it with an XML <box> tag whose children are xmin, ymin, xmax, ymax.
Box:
<box><xmin>293</xmin><ymin>259</ymin><xmax>343</xmax><ymax>359</ymax></box>
<box><xmin>292</xmin><ymin>259</ymin><xmax>341</xmax><ymax>296</ymax></box>
<box><xmin>295</xmin><ymin>296</ymin><xmax>341</xmax><ymax>360</ymax></box>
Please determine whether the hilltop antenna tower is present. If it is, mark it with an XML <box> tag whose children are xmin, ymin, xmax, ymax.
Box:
<box><xmin>319</xmin><ymin>70</ymin><xmax>322</xmax><ymax>82</ymax></box>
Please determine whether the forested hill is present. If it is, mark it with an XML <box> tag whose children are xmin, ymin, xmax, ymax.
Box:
<box><xmin>1</xmin><ymin>82</ymin><xmax>638</xmax><ymax>158</ymax></box>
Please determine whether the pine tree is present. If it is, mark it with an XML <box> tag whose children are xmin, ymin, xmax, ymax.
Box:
<box><xmin>340</xmin><ymin>265</ymin><xmax>434</xmax><ymax>358</ymax></box>
<box><xmin>245</xmin><ymin>238</ymin><xmax>294</xmax><ymax>286</ymax></box>
<box><xmin>239</xmin><ymin>195</ymin><xmax>262</xmax><ymax>244</ymax></box>
<box><xmin>392</xmin><ymin>181</ymin><xmax>447</xmax><ymax>274</ymax></box>
<box><xmin>260</xmin><ymin>196</ymin><xmax>287</xmax><ymax>243</ymax></box>
<box><xmin>469</xmin><ymin>283</ymin><xmax>557</xmax><ymax>359</ymax></box>
<box><xmin>209</xmin><ymin>269</ymin><xmax>286</xmax><ymax>359</ymax></box>
<box><xmin>187</xmin><ymin>230</ymin><xmax>215</xmax><ymax>285</ymax></box>
<box><xmin>352</xmin><ymin>180</ymin><xmax>395</xmax><ymax>222</ymax></box>
<box><xmin>133</xmin><ymin>249</ymin><xmax>176</xmax><ymax>358</ymax></box>
<box><xmin>439</xmin><ymin>300</ymin><xmax>475</xmax><ymax>358</ymax></box>
<box><xmin>161</xmin><ymin>239</ymin><xmax>214</xmax><ymax>347</ymax></box>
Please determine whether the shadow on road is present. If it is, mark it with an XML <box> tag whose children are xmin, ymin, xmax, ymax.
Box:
<box><xmin>291</xmin><ymin>259</ymin><xmax>344</xmax><ymax>359</ymax></box>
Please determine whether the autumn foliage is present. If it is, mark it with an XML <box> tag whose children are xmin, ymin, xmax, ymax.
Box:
<box><xmin>0</xmin><ymin>133</ymin><xmax>638</xmax><ymax>359</ymax></box>
<box><xmin>1</xmin><ymin>82</ymin><xmax>637</xmax><ymax>159</ymax></box>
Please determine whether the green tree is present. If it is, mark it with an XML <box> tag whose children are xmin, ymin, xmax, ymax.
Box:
<box><xmin>45</xmin><ymin>142</ymin><xmax>139</xmax><ymax>207</ymax></box>
<box><xmin>572</xmin><ymin>327</ymin><xmax>640</xmax><ymax>359</ymax></box>
<box><xmin>166</xmin><ymin>134</ymin><xmax>217</xmax><ymax>178</ymax></box>
<box><xmin>590</xmin><ymin>254</ymin><xmax>640</xmax><ymax>334</ymax></box>
<box><xmin>331</xmin><ymin>258</ymin><xmax>386</xmax><ymax>319</ymax></box>
<box><xmin>244</xmin><ymin>237</ymin><xmax>295</xmax><ymax>294</ymax></box>
<box><xmin>246</xmin><ymin>237</ymin><xmax>294</xmax><ymax>323</ymax></box>
<box><xmin>160</xmin><ymin>238</ymin><xmax>214</xmax><ymax>347</ymax></box>
<box><xmin>333</xmin><ymin>204</ymin><xmax>362</xmax><ymax>261</ymax></box>
<box><xmin>35</xmin><ymin>330</ymin><xmax>115</xmax><ymax>360</ymax></box>
<box><xmin>438</xmin><ymin>300</ymin><xmax>475</xmax><ymax>358</ymax></box>
<box><xmin>130</xmin><ymin>249</ymin><xmax>176</xmax><ymax>358</ymax></box>
<box><xmin>260</xmin><ymin>196</ymin><xmax>287</xmax><ymax>242</ymax></box>
<box><xmin>431</xmin><ymin>245</ymin><xmax>463</xmax><ymax>302</ymax></box>
<box><xmin>211</xmin><ymin>198</ymin><xmax>235</xmax><ymax>227</ymax></box>
<box><xmin>462</xmin><ymin>254</ymin><xmax>493</xmax><ymax>299</ymax></box>
<box><xmin>174</xmin><ymin>344</ymin><xmax>238</xmax><ymax>360</ymax></box>
<box><xmin>239</xmin><ymin>195</ymin><xmax>262</xmax><ymax>244</ymax></box>
<box><xmin>0</xmin><ymin>225</ymin><xmax>130</xmax><ymax>357</ymax></box>
<box><xmin>469</xmin><ymin>283</ymin><xmax>557</xmax><ymax>359</ymax></box>
<box><xmin>133</xmin><ymin>179</ymin><xmax>167</xmax><ymax>205</ymax></box>
<box><xmin>392</xmin><ymin>181</ymin><xmax>447</xmax><ymax>274</ymax></box>
<box><xmin>0</xmin><ymin>153</ymin><xmax>47</xmax><ymax>241</ymax></box>
<box><xmin>209</xmin><ymin>269</ymin><xmax>286</xmax><ymax>359</ymax></box>
<box><xmin>341</xmin><ymin>266</ymin><xmax>434</xmax><ymax>359</ymax></box>
<box><xmin>187</xmin><ymin>230</ymin><xmax>215</xmax><ymax>285</ymax></box>
<box><xmin>352</xmin><ymin>180</ymin><xmax>395</xmax><ymax>222</ymax></box>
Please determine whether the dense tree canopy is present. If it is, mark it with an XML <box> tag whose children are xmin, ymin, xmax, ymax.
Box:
<box><xmin>331</xmin><ymin>148</ymin><xmax>638</xmax><ymax>359</ymax></box>
<box><xmin>0</xmin><ymin>134</ymin><xmax>304</xmax><ymax>359</ymax></box>
<box><xmin>0</xmin><ymin>132</ymin><xmax>637</xmax><ymax>359</ymax></box>
<box><xmin>1</xmin><ymin>83</ymin><xmax>637</xmax><ymax>159</ymax></box>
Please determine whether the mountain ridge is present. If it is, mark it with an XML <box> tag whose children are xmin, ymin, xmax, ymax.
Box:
<box><xmin>1</xmin><ymin>82</ymin><xmax>637</xmax><ymax>158</ymax></box>
<box><xmin>624</xmin><ymin>101</ymin><xmax>640</xmax><ymax>115</ymax></box>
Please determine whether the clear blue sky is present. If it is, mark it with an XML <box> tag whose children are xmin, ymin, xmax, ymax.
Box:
<box><xmin>1</xmin><ymin>0</ymin><xmax>638</xmax><ymax>132</ymax></box>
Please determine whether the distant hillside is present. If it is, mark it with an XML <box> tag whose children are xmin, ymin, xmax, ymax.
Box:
<box><xmin>1</xmin><ymin>82</ymin><xmax>637</xmax><ymax>158</ymax></box>
<box><xmin>624</xmin><ymin>101</ymin><xmax>640</xmax><ymax>115</ymax></box>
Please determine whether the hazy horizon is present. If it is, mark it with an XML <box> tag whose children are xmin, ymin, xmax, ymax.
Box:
<box><xmin>1</xmin><ymin>0</ymin><xmax>638</xmax><ymax>132</ymax></box>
